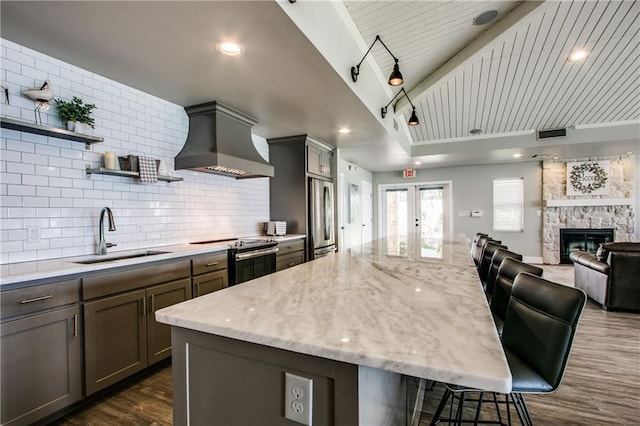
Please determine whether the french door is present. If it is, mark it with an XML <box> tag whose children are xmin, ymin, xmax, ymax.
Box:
<box><xmin>379</xmin><ymin>182</ymin><xmax>451</xmax><ymax>257</ymax></box>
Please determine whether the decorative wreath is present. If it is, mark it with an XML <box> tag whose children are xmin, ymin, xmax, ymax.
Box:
<box><xmin>569</xmin><ymin>162</ymin><xmax>608</xmax><ymax>194</ymax></box>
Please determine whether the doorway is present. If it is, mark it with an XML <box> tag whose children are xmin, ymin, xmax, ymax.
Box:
<box><xmin>378</xmin><ymin>182</ymin><xmax>452</xmax><ymax>257</ymax></box>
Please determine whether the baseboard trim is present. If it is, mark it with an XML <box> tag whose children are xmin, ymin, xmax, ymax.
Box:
<box><xmin>523</xmin><ymin>256</ymin><xmax>544</xmax><ymax>264</ymax></box>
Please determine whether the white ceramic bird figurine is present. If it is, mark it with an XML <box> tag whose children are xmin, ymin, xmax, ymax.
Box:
<box><xmin>0</xmin><ymin>81</ymin><xmax>8</xmax><ymax>104</ymax></box>
<box><xmin>23</xmin><ymin>80</ymin><xmax>53</xmax><ymax>102</ymax></box>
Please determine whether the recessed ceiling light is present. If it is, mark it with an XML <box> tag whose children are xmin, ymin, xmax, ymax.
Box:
<box><xmin>513</xmin><ymin>153</ymin><xmax>523</xmax><ymax>159</ymax></box>
<box><xmin>216</xmin><ymin>42</ymin><xmax>244</xmax><ymax>56</ymax></box>
<box><xmin>473</xmin><ymin>10</ymin><xmax>499</xmax><ymax>26</ymax></box>
<box><xmin>568</xmin><ymin>49</ymin><xmax>588</xmax><ymax>62</ymax></box>
<box><xmin>414</xmin><ymin>161</ymin><xmax>422</xmax><ymax>165</ymax></box>
<box><xmin>338</xmin><ymin>127</ymin><xmax>351</xmax><ymax>134</ymax></box>
<box><xmin>469</xmin><ymin>128</ymin><xmax>483</xmax><ymax>135</ymax></box>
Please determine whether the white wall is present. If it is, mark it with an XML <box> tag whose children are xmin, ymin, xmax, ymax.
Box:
<box><xmin>373</xmin><ymin>162</ymin><xmax>543</xmax><ymax>260</ymax></box>
<box><xmin>336</xmin><ymin>152</ymin><xmax>373</xmax><ymax>250</ymax></box>
<box><xmin>0</xmin><ymin>39</ymin><xmax>269</xmax><ymax>264</ymax></box>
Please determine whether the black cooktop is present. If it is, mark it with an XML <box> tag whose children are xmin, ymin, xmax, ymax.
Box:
<box><xmin>190</xmin><ymin>238</ymin><xmax>277</xmax><ymax>251</ymax></box>
<box><xmin>190</xmin><ymin>238</ymin><xmax>237</xmax><ymax>245</ymax></box>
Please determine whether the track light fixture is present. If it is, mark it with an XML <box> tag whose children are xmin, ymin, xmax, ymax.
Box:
<box><xmin>381</xmin><ymin>87</ymin><xmax>419</xmax><ymax>126</ymax></box>
<box><xmin>351</xmin><ymin>35</ymin><xmax>403</xmax><ymax>86</ymax></box>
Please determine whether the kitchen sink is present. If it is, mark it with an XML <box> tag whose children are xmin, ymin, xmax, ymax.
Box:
<box><xmin>72</xmin><ymin>250</ymin><xmax>170</xmax><ymax>264</ymax></box>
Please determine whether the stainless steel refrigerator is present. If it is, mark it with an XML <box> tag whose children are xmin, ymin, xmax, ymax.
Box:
<box><xmin>309</xmin><ymin>178</ymin><xmax>336</xmax><ymax>259</ymax></box>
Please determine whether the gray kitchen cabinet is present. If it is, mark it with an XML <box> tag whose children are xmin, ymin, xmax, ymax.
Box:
<box><xmin>192</xmin><ymin>251</ymin><xmax>228</xmax><ymax>297</ymax></box>
<box><xmin>84</xmin><ymin>289</ymin><xmax>147</xmax><ymax>396</ymax></box>
<box><xmin>1</xmin><ymin>280</ymin><xmax>81</xmax><ymax>426</ymax></box>
<box><xmin>268</xmin><ymin>135</ymin><xmax>335</xmax><ymax>261</ymax></box>
<box><xmin>82</xmin><ymin>260</ymin><xmax>191</xmax><ymax>395</ymax></box>
<box><xmin>147</xmin><ymin>278</ymin><xmax>191</xmax><ymax>364</ymax></box>
<box><xmin>276</xmin><ymin>239</ymin><xmax>306</xmax><ymax>271</ymax></box>
<box><xmin>307</xmin><ymin>143</ymin><xmax>333</xmax><ymax>178</ymax></box>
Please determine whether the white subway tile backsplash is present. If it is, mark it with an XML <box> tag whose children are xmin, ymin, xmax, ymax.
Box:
<box><xmin>7</xmin><ymin>184</ymin><xmax>35</xmax><ymax>196</ymax></box>
<box><xmin>23</xmin><ymin>197</ymin><xmax>49</xmax><ymax>207</ymax></box>
<box><xmin>1</xmin><ymin>38</ymin><xmax>271</xmax><ymax>263</ymax></box>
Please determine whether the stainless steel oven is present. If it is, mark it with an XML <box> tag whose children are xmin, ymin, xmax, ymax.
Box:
<box><xmin>228</xmin><ymin>239</ymin><xmax>279</xmax><ymax>285</ymax></box>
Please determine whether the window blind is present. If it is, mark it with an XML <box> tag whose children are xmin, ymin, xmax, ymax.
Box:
<box><xmin>493</xmin><ymin>178</ymin><xmax>524</xmax><ymax>232</ymax></box>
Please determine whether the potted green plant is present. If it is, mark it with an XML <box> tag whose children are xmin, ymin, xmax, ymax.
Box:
<box><xmin>54</xmin><ymin>96</ymin><xmax>96</xmax><ymax>133</ymax></box>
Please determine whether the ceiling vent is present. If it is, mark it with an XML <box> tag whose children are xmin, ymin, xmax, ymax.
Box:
<box><xmin>537</xmin><ymin>128</ymin><xmax>567</xmax><ymax>140</ymax></box>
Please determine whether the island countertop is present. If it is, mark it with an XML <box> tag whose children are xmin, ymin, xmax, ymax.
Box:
<box><xmin>156</xmin><ymin>233</ymin><xmax>512</xmax><ymax>393</ymax></box>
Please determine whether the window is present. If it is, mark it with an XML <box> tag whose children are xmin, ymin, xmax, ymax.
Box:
<box><xmin>493</xmin><ymin>178</ymin><xmax>524</xmax><ymax>232</ymax></box>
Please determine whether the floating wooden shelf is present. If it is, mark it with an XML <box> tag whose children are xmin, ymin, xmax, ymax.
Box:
<box><xmin>1</xmin><ymin>117</ymin><xmax>104</xmax><ymax>144</ymax></box>
<box><xmin>86</xmin><ymin>167</ymin><xmax>183</xmax><ymax>183</ymax></box>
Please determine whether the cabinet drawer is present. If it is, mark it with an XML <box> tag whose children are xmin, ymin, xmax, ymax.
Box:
<box><xmin>192</xmin><ymin>251</ymin><xmax>228</xmax><ymax>275</ymax></box>
<box><xmin>1</xmin><ymin>279</ymin><xmax>79</xmax><ymax>320</ymax></box>
<box><xmin>277</xmin><ymin>239</ymin><xmax>305</xmax><ymax>256</ymax></box>
<box><xmin>193</xmin><ymin>270</ymin><xmax>228</xmax><ymax>297</ymax></box>
<box><xmin>82</xmin><ymin>260</ymin><xmax>190</xmax><ymax>301</ymax></box>
<box><xmin>276</xmin><ymin>252</ymin><xmax>305</xmax><ymax>271</ymax></box>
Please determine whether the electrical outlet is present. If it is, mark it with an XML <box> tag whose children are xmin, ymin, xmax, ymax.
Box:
<box><xmin>137</xmin><ymin>224</ymin><xmax>143</xmax><ymax>235</ymax></box>
<box><xmin>284</xmin><ymin>372</ymin><xmax>312</xmax><ymax>425</ymax></box>
<box><xmin>27</xmin><ymin>226</ymin><xmax>41</xmax><ymax>242</ymax></box>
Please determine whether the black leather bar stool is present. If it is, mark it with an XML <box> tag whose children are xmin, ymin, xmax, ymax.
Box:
<box><xmin>491</xmin><ymin>258</ymin><xmax>543</xmax><ymax>336</ymax></box>
<box><xmin>479</xmin><ymin>242</ymin><xmax>508</xmax><ymax>288</ymax></box>
<box><xmin>485</xmin><ymin>249</ymin><xmax>522</xmax><ymax>298</ymax></box>
<box><xmin>470</xmin><ymin>232</ymin><xmax>488</xmax><ymax>257</ymax></box>
<box><xmin>475</xmin><ymin>236</ymin><xmax>500</xmax><ymax>270</ymax></box>
<box><xmin>430</xmin><ymin>273</ymin><xmax>587</xmax><ymax>426</ymax></box>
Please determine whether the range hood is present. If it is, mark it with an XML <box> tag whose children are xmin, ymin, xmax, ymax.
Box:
<box><xmin>175</xmin><ymin>101</ymin><xmax>274</xmax><ymax>179</ymax></box>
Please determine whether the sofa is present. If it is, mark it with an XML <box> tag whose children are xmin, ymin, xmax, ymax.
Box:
<box><xmin>569</xmin><ymin>242</ymin><xmax>640</xmax><ymax>312</ymax></box>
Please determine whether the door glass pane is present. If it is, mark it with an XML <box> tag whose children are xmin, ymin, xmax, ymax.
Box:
<box><xmin>386</xmin><ymin>189</ymin><xmax>408</xmax><ymax>256</ymax></box>
<box><xmin>419</xmin><ymin>187</ymin><xmax>443</xmax><ymax>258</ymax></box>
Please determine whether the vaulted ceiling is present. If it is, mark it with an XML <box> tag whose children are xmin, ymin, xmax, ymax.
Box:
<box><xmin>1</xmin><ymin>1</ymin><xmax>638</xmax><ymax>172</ymax></box>
<box><xmin>347</xmin><ymin>0</ymin><xmax>639</xmax><ymax>142</ymax></box>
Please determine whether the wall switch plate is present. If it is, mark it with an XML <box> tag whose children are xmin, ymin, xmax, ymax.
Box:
<box><xmin>284</xmin><ymin>372</ymin><xmax>313</xmax><ymax>425</ymax></box>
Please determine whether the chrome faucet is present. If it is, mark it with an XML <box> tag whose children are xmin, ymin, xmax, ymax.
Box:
<box><xmin>97</xmin><ymin>207</ymin><xmax>117</xmax><ymax>255</ymax></box>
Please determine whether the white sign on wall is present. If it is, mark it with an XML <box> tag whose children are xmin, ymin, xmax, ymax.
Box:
<box><xmin>566</xmin><ymin>161</ymin><xmax>610</xmax><ymax>195</ymax></box>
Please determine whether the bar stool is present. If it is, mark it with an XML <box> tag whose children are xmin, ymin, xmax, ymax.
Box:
<box><xmin>485</xmin><ymin>249</ymin><xmax>522</xmax><ymax>298</ymax></box>
<box><xmin>430</xmin><ymin>273</ymin><xmax>587</xmax><ymax>426</ymax></box>
<box><xmin>470</xmin><ymin>232</ymin><xmax>488</xmax><ymax>257</ymax></box>
<box><xmin>491</xmin><ymin>258</ymin><xmax>543</xmax><ymax>335</ymax></box>
<box><xmin>475</xmin><ymin>236</ymin><xmax>500</xmax><ymax>269</ymax></box>
<box><xmin>479</xmin><ymin>242</ymin><xmax>508</xmax><ymax>288</ymax></box>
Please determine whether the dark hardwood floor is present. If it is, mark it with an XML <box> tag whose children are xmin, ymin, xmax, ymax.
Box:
<box><xmin>51</xmin><ymin>367</ymin><xmax>172</xmax><ymax>426</ymax></box>
<box><xmin>53</xmin><ymin>273</ymin><xmax>639</xmax><ymax>425</ymax></box>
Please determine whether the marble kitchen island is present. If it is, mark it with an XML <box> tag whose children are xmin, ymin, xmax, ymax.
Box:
<box><xmin>156</xmin><ymin>234</ymin><xmax>511</xmax><ymax>425</ymax></box>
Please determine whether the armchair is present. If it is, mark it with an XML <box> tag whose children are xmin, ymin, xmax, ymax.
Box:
<box><xmin>569</xmin><ymin>242</ymin><xmax>640</xmax><ymax>312</ymax></box>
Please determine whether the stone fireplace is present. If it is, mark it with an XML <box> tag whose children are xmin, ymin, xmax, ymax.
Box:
<box><xmin>542</xmin><ymin>157</ymin><xmax>635</xmax><ymax>264</ymax></box>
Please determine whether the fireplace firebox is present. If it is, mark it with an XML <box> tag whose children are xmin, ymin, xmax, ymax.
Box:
<box><xmin>560</xmin><ymin>228</ymin><xmax>614</xmax><ymax>264</ymax></box>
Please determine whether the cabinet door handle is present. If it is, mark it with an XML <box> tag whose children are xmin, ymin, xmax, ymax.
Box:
<box><xmin>20</xmin><ymin>295</ymin><xmax>53</xmax><ymax>304</ymax></box>
<box><xmin>205</xmin><ymin>262</ymin><xmax>219</xmax><ymax>267</ymax></box>
<box><xmin>73</xmin><ymin>313</ymin><xmax>78</xmax><ymax>337</ymax></box>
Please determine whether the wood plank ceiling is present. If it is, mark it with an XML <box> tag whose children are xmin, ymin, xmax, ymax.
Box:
<box><xmin>345</xmin><ymin>0</ymin><xmax>640</xmax><ymax>145</ymax></box>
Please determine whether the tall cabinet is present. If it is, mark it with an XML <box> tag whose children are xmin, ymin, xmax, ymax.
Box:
<box><xmin>267</xmin><ymin>135</ymin><xmax>336</xmax><ymax>260</ymax></box>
